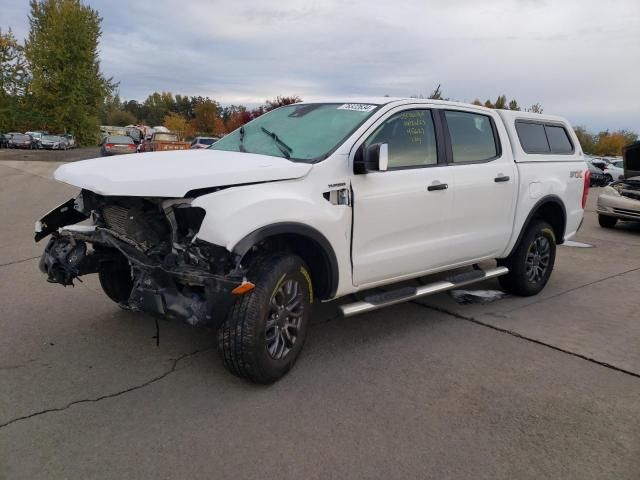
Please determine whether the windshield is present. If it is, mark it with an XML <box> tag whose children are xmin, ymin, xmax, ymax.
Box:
<box><xmin>154</xmin><ymin>133</ymin><xmax>179</xmax><ymax>142</ymax></box>
<box><xmin>42</xmin><ymin>135</ymin><xmax>56</xmax><ymax>141</ymax></box>
<box><xmin>107</xmin><ymin>135</ymin><xmax>134</xmax><ymax>144</ymax></box>
<box><xmin>210</xmin><ymin>103</ymin><xmax>380</xmax><ymax>163</ymax></box>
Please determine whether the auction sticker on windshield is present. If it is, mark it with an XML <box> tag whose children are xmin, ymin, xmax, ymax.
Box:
<box><xmin>337</xmin><ymin>104</ymin><xmax>377</xmax><ymax>112</ymax></box>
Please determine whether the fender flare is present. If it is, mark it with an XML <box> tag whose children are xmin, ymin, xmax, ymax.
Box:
<box><xmin>507</xmin><ymin>195</ymin><xmax>567</xmax><ymax>257</ymax></box>
<box><xmin>232</xmin><ymin>222</ymin><xmax>340</xmax><ymax>299</ymax></box>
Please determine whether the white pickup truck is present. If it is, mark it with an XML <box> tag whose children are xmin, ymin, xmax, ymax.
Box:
<box><xmin>36</xmin><ymin>98</ymin><xmax>589</xmax><ymax>383</ymax></box>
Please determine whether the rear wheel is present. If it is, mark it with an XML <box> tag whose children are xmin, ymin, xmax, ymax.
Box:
<box><xmin>498</xmin><ymin>220</ymin><xmax>556</xmax><ymax>297</ymax></box>
<box><xmin>598</xmin><ymin>215</ymin><xmax>617</xmax><ymax>229</ymax></box>
<box><xmin>218</xmin><ymin>253</ymin><xmax>313</xmax><ymax>384</ymax></box>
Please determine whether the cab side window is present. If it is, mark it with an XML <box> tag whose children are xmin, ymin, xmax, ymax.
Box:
<box><xmin>444</xmin><ymin>111</ymin><xmax>498</xmax><ymax>162</ymax></box>
<box><xmin>365</xmin><ymin>109</ymin><xmax>438</xmax><ymax>169</ymax></box>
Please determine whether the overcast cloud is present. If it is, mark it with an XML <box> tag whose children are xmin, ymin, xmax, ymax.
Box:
<box><xmin>3</xmin><ymin>0</ymin><xmax>639</xmax><ymax>131</ymax></box>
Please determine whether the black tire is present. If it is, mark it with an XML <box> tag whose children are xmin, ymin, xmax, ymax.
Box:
<box><xmin>218</xmin><ymin>253</ymin><xmax>313</xmax><ymax>384</ymax></box>
<box><xmin>98</xmin><ymin>251</ymin><xmax>134</xmax><ymax>306</ymax></box>
<box><xmin>498</xmin><ymin>220</ymin><xmax>556</xmax><ymax>297</ymax></box>
<box><xmin>598</xmin><ymin>215</ymin><xmax>617</xmax><ymax>229</ymax></box>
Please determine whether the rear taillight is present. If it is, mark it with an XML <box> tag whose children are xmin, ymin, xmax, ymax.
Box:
<box><xmin>105</xmin><ymin>143</ymin><xmax>114</xmax><ymax>148</ymax></box>
<box><xmin>582</xmin><ymin>170</ymin><xmax>590</xmax><ymax>209</ymax></box>
<box><xmin>128</xmin><ymin>144</ymin><xmax>136</xmax><ymax>149</ymax></box>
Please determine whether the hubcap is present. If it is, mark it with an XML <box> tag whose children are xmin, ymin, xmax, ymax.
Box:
<box><xmin>265</xmin><ymin>279</ymin><xmax>304</xmax><ymax>360</ymax></box>
<box><xmin>526</xmin><ymin>234</ymin><xmax>551</xmax><ymax>284</ymax></box>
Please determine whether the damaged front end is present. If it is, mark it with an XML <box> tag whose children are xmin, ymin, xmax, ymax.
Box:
<box><xmin>36</xmin><ymin>190</ymin><xmax>247</xmax><ymax>326</ymax></box>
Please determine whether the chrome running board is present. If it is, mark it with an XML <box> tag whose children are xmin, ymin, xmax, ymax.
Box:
<box><xmin>340</xmin><ymin>266</ymin><xmax>509</xmax><ymax>317</ymax></box>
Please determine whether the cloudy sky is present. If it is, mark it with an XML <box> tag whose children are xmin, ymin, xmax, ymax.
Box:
<box><xmin>4</xmin><ymin>0</ymin><xmax>640</xmax><ymax>132</ymax></box>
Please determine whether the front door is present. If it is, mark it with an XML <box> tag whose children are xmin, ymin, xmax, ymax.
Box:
<box><xmin>351</xmin><ymin>107</ymin><xmax>454</xmax><ymax>287</ymax></box>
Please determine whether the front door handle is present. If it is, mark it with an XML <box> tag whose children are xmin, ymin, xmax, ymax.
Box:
<box><xmin>494</xmin><ymin>175</ymin><xmax>510</xmax><ymax>183</ymax></box>
<box><xmin>427</xmin><ymin>182</ymin><xmax>448</xmax><ymax>191</ymax></box>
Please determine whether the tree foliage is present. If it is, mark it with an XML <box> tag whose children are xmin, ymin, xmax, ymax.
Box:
<box><xmin>163</xmin><ymin>112</ymin><xmax>190</xmax><ymax>139</ymax></box>
<box><xmin>25</xmin><ymin>0</ymin><xmax>114</xmax><ymax>144</ymax></box>
<box><xmin>0</xmin><ymin>28</ymin><xmax>29</xmax><ymax>97</ymax></box>
<box><xmin>573</xmin><ymin>126</ymin><xmax>638</xmax><ymax>156</ymax></box>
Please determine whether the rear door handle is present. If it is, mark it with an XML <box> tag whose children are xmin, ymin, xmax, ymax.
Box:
<box><xmin>427</xmin><ymin>183</ymin><xmax>448</xmax><ymax>191</ymax></box>
<box><xmin>494</xmin><ymin>175</ymin><xmax>510</xmax><ymax>183</ymax></box>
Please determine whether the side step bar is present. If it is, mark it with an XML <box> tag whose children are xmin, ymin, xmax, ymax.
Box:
<box><xmin>339</xmin><ymin>266</ymin><xmax>509</xmax><ymax>317</ymax></box>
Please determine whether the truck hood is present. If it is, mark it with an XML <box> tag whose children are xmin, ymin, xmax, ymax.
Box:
<box><xmin>54</xmin><ymin>149</ymin><xmax>312</xmax><ymax>197</ymax></box>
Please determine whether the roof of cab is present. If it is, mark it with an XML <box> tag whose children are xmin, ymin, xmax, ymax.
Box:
<box><xmin>303</xmin><ymin>96</ymin><xmax>496</xmax><ymax>113</ymax></box>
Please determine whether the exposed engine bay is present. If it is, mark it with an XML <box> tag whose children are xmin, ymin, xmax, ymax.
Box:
<box><xmin>36</xmin><ymin>190</ymin><xmax>246</xmax><ymax>326</ymax></box>
<box><xmin>610</xmin><ymin>177</ymin><xmax>640</xmax><ymax>201</ymax></box>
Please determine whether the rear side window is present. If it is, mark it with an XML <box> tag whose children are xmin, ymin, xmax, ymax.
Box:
<box><xmin>545</xmin><ymin>125</ymin><xmax>573</xmax><ymax>154</ymax></box>
<box><xmin>516</xmin><ymin>122</ymin><xmax>549</xmax><ymax>153</ymax></box>
<box><xmin>444</xmin><ymin>111</ymin><xmax>497</xmax><ymax>162</ymax></box>
<box><xmin>516</xmin><ymin>121</ymin><xmax>574</xmax><ymax>155</ymax></box>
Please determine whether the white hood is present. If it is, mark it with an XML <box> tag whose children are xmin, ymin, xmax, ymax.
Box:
<box><xmin>54</xmin><ymin>149</ymin><xmax>312</xmax><ymax>197</ymax></box>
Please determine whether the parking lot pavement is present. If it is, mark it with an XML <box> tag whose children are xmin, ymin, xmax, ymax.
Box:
<box><xmin>1</xmin><ymin>161</ymin><xmax>639</xmax><ymax>479</ymax></box>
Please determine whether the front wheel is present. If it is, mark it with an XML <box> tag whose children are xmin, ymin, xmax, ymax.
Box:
<box><xmin>498</xmin><ymin>220</ymin><xmax>556</xmax><ymax>296</ymax></box>
<box><xmin>98</xmin><ymin>250</ymin><xmax>134</xmax><ymax>306</ymax></box>
<box><xmin>598</xmin><ymin>215</ymin><xmax>617</xmax><ymax>229</ymax></box>
<box><xmin>218</xmin><ymin>253</ymin><xmax>313</xmax><ymax>384</ymax></box>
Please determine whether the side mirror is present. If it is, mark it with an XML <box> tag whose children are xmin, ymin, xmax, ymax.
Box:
<box><xmin>354</xmin><ymin>143</ymin><xmax>389</xmax><ymax>174</ymax></box>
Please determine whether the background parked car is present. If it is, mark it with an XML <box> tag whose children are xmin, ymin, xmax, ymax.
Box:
<box><xmin>190</xmin><ymin>136</ymin><xmax>219</xmax><ymax>149</ymax></box>
<box><xmin>0</xmin><ymin>133</ymin><xmax>10</xmax><ymax>148</ymax></box>
<box><xmin>25</xmin><ymin>131</ymin><xmax>44</xmax><ymax>148</ymax></box>
<box><xmin>602</xmin><ymin>159</ymin><xmax>625</xmax><ymax>183</ymax></box>
<box><xmin>8</xmin><ymin>134</ymin><xmax>39</xmax><ymax>149</ymax></box>
<box><xmin>62</xmin><ymin>134</ymin><xmax>76</xmax><ymax>148</ymax></box>
<box><xmin>586</xmin><ymin>159</ymin><xmax>607</xmax><ymax>186</ymax></box>
<box><xmin>40</xmin><ymin>135</ymin><xmax>69</xmax><ymax>150</ymax></box>
<box><xmin>100</xmin><ymin>135</ymin><xmax>137</xmax><ymax>156</ymax></box>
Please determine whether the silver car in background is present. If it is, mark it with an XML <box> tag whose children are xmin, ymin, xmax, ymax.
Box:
<box><xmin>597</xmin><ymin>142</ymin><xmax>640</xmax><ymax>228</ymax></box>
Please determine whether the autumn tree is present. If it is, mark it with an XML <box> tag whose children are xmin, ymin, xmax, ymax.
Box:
<box><xmin>163</xmin><ymin>112</ymin><xmax>191</xmax><ymax>139</ymax></box>
<box><xmin>594</xmin><ymin>130</ymin><xmax>638</xmax><ymax>156</ymax></box>
<box><xmin>191</xmin><ymin>99</ymin><xmax>225</xmax><ymax>136</ymax></box>
<box><xmin>225</xmin><ymin>109</ymin><xmax>252</xmax><ymax>132</ymax></box>
<box><xmin>26</xmin><ymin>0</ymin><xmax>114</xmax><ymax>144</ymax></box>
<box><xmin>265</xmin><ymin>95</ymin><xmax>302</xmax><ymax>111</ymax></box>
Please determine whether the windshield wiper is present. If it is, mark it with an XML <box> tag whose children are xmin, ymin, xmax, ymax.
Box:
<box><xmin>260</xmin><ymin>127</ymin><xmax>292</xmax><ymax>159</ymax></box>
<box><xmin>238</xmin><ymin>126</ymin><xmax>246</xmax><ymax>153</ymax></box>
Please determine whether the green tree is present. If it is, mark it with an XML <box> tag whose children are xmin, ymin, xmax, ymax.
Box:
<box><xmin>0</xmin><ymin>28</ymin><xmax>29</xmax><ymax>97</ymax></box>
<box><xmin>106</xmin><ymin>109</ymin><xmax>135</xmax><ymax>126</ymax></box>
<box><xmin>0</xmin><ymin>28</ymin><xmax>33</xmax><ymax>131</ymax></box>
<box><xmin>573</xmin><ymin>126</ymin><xmax>596</xmax><ymax>154</ymax></box>
<box><xmin>508</xmin><ymin>99</ymin><xmax>520</xmax><ymax>111</ymax></box>
<box><xmin>494</xmin><ymin>95</ymin><xmax>508</xmax><ymax>110</ymax></box>
<box><xmin>26</xmin><ymin>0</ymin><xmax>114</xmax><ymax>144</ymax></box>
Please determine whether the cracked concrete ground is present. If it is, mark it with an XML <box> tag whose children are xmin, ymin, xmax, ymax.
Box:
<box><xmin>0</xmin><ymin>160</ymin><xmax>639</xmax><ymax>479</ymax></box>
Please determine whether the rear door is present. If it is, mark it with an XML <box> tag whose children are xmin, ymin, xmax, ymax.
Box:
<box><xmin>351</xmin><ymin>106</ymin><xmax>454</xmax><ymax>286</ymax></box>
<box><xmin>439</xmin><ymin>108</ymin><xmax>517</xmax><ymax>263</ymax></box>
